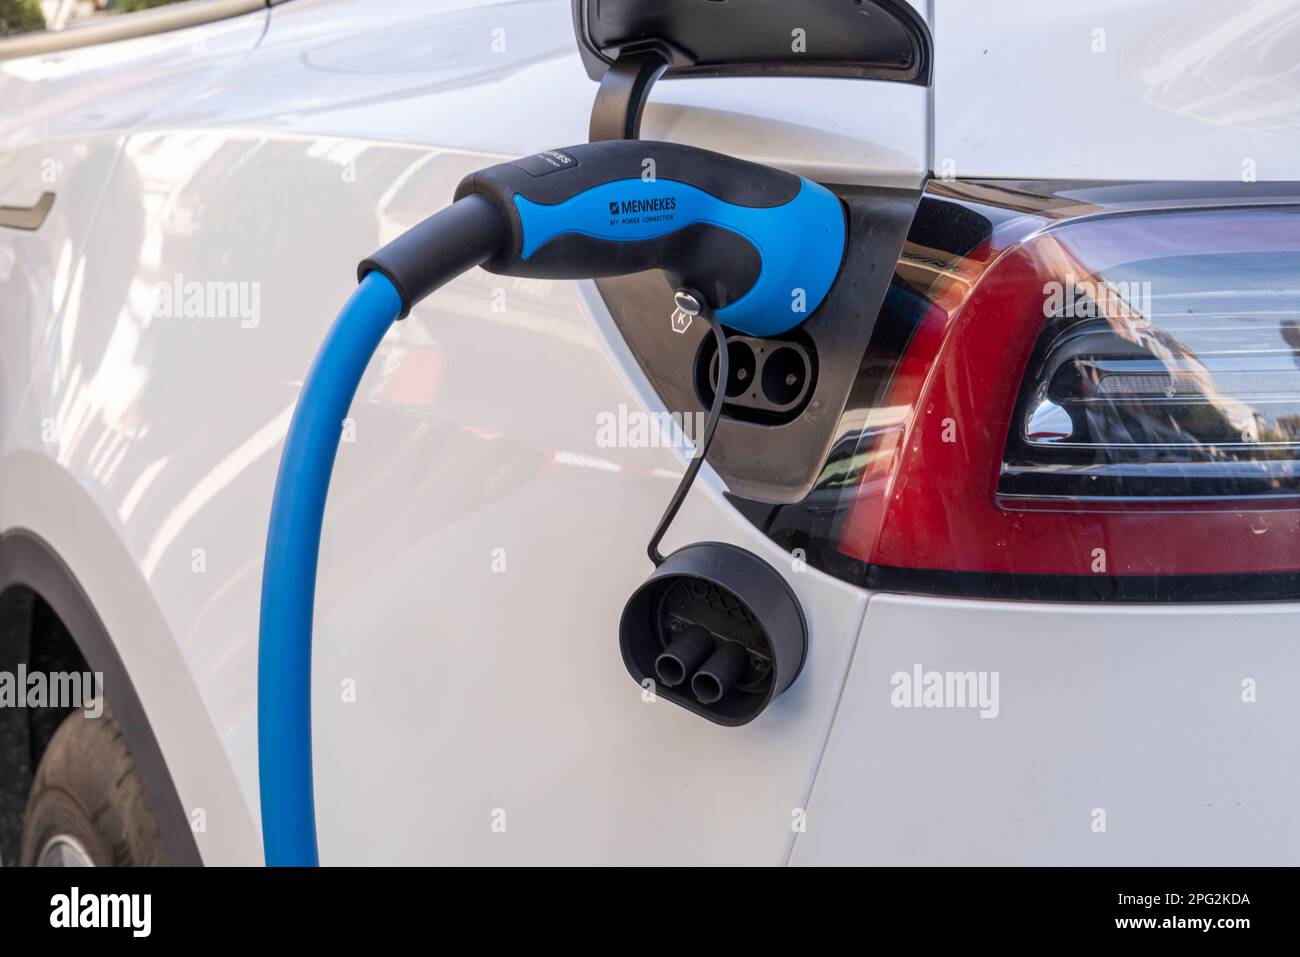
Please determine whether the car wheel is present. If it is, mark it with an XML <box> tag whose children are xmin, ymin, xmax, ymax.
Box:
<box><xmin>19</xmin><ymin>703</ymin><xmax>171</xmax><ymax>866</ymax></box>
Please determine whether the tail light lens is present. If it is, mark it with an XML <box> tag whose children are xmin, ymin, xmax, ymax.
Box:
<box><xmin>812</xmin><ymin>186</ymin><xmax>1300</xmax><ymax>596</ymax></box>
<box><xmin>1002</xmin><ymin>217</ymin><xmax>1300</xmax><ymax>503</ymax></box>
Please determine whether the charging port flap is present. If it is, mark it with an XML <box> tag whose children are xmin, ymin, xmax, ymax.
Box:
<box><xmin>572</xmin><ymin>0</ymin><xmax>933</xmax><ymax>85</ymax></box>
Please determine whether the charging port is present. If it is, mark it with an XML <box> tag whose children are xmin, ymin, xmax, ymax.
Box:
<box><xmin>698</xmin><ymin>333</ymin><xmax>815</xmax><ymax>424</ymax></box>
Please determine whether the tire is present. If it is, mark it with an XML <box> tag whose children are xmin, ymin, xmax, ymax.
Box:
<box><xmin>19</xmin><ymin>703</ymin><xmax>171</xmax><ymax>866</ymax></box>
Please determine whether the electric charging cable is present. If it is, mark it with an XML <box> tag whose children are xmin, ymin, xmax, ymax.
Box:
<box><xmin>258</xmin><ymin>141</ymin><xmax>845</xmax><ymax>865</ymax></box>
<box><xmin>646</xmin><ymin>289</ymin><xmax>727</xmax><ymax>566</ymax></box>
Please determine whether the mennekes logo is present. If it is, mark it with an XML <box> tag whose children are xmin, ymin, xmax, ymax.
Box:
<box><xmin>610</xmin><ymin>196</ymin><xmax>677</xmax><ymax>215</ymax></box>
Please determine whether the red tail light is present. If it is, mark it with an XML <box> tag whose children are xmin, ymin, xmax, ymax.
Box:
<box><xmin>824</xmin><ymin>186</ymin><xmax>1300</xmax><ymax>596</ymax></box>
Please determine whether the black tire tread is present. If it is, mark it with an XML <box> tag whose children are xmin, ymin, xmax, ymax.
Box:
<box><xmin>19</xmin><ymin>703</ymin><xmax>171</xmax><ymax>866</ymax></box>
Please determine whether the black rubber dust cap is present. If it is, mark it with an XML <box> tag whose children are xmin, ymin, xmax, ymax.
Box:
<box><xmin>619</xmin><ymin>541</ymin><xmax>808</xmax><ymax>725</ymax></box>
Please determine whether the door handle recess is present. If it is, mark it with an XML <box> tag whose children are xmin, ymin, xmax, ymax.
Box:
<box><xmin>0</xmin><ymin>192</ymin><xmax>54</xmax><ymax>230</ymax></box>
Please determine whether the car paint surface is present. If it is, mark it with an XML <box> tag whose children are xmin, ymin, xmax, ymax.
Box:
<box><xmin>1</xmin><ymin>0</ymin><xmax>1296</xmax><ymax>864</ymax></box>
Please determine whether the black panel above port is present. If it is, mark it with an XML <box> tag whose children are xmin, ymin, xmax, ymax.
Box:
<box><xmin>572</xmin><ymin>0</ymin><xmax>933</xmax><ymax>85</ymax></box>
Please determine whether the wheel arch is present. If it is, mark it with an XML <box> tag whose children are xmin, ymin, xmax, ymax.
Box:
<box><xmin>0</xmin><ymin>529</ymin><xmax>203</xmax><ymax>866</ymax></box>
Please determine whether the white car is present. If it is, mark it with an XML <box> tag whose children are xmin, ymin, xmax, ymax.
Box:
<box><xmin>0</xmin><ymin>0</ymin><xmax>1297</xmax><ymax>866</ymax></box>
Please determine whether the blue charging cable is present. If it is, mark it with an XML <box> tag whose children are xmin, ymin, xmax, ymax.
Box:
<box><xmin>258</xmin><ymin>273</ymin><xmax>402</xmax><ymax>866</ymax></box>
<box><xmin>258</xmin><ymin>194</ymin><xmax>505</xmax><ymax>866</ymax></box>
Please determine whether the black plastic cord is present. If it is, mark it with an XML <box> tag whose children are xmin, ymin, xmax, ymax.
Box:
<box><xmin>647</xmin><ymin>295</ymin><xmax>728</xmax><ymax>566</ymax></box>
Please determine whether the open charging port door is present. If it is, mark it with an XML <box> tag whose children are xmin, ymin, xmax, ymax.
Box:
<box><xmin>574</xmin><ymin>1</ymin><xmax>934</xmax><ymax>724</ymax></box>
<box><xmin>575</xmin><ymin>0</ymin><xmax>930</xmax><ymax>139</ymax></box>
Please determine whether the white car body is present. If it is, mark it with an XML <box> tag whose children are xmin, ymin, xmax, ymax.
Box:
<box><xmin>1</xmin><ymin>0</ymin><xmax>1297</xmax><ymax>865</ymax></box>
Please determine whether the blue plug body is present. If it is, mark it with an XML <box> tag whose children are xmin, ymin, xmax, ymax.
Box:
<box><xmin>454</xmin><ymin>140</ymin><xmax>847</xmax><ymax>337</ymax></box>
